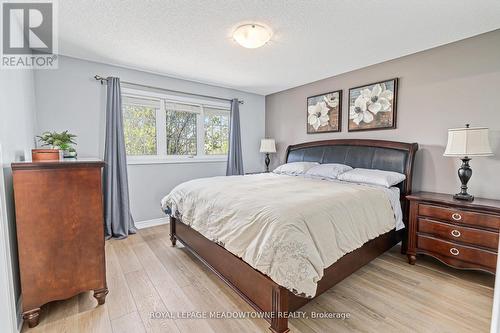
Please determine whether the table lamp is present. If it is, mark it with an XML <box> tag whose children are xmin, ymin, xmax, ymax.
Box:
<box><xmin>443</xmin><ymin>124</ymin><xmax>493</xmax><ymax>201</ymax></box>
<box><xmin>260</xmin><ymin>139</ymin><xmax>276</xmax><ymax>172</ymax></box>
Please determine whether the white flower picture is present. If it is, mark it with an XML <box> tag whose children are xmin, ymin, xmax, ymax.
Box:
<box><xmin>308</xmin><ymin>101</ymin><xmax>329</xmax><ymax>130</ymax></box>
<box><xmin>307</xmin><ymin>90</ymin><xmax>342</xmax><ymax>133</ymax></box>
<box><xmin>348</xmin><ymin>78</ymin><xmax>398</xmax><ymax>131</ymax></box>
<box><xmin>349</xmin><ymin>95</ymin><xmax>372</xmax><ymax>125</ymax></box>
<box><xmin>323</xmin><ymin>94</ymin><xmax>339</xmax><ymax>108</ymax></box>
<box><xmin>361</xmin><ymin>83</ymin><xmax>393</xmax><ymax>114</ymax></box>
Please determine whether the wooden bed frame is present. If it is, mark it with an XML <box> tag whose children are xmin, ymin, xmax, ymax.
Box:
<box><xmin>169</xmin><ymin>139</ymin><xmax>418</xmax><ymax>333</ymax></box>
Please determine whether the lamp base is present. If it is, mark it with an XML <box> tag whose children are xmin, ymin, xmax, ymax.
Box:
<box><xmin>453</xmin><ymin>193</ymin><xmax>474</xmax><ymax>202</ymax></box>
<box><xmin>454</xmin><ymin>157</ymin><xmax>474</xmax><ymax>202</ymax></box>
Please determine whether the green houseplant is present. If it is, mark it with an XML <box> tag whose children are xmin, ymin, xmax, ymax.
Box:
<box><xmin>37</xmin><ymin>131</ymin><xmax>78</xmax><ymax>158</ymax></box>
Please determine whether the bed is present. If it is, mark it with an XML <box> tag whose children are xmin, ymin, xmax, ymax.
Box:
<box><xmin>163</xmin><ymin>139</ymin><xmax>418</xmax><ymax>333</ymax></box>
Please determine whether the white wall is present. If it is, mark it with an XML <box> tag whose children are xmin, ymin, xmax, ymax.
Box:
<box><xmin>0</xmin><ymin>69</ymin><xmax>38</xmax><ymax>332</ymax></box>
<box><xmin>266</xmin><ymin>30</ymin><xmax>500</xmax><ymax>200</ymax></box>
<box><xmin>34</xmin><ymin>56</ymin><xmax>266</xmax><ymax>222</ymax></box>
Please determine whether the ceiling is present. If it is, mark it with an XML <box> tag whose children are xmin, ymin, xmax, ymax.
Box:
<box><xmin>58</xmin><ymin>1</ymin><xmax>500</xmax><ymax>95</ymax></box>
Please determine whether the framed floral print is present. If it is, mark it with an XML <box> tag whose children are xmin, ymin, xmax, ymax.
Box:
<box><xmin>307</xmin><ymin>90</ymin><xmax>342</xmax><ymax>134</ymax></box>
<box><xmin>348</xmin><ymin>78</ymin><xmax>398</xmax><ymax>132</ymax></box>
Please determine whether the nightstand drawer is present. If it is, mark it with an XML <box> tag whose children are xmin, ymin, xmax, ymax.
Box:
<box><xmin>417</xmin><ymin>235</ymin><xmax>497</xmax><ymax>270</ymax></box>
<box><xmin>419</xmin><ymin>204</ymin><xmax>500</xmax><ymax>230</ymax></box>
<box><xmin>418</xmin><ymin>218</ymin><xmax>499</xmax><ymax>250</ymax></box>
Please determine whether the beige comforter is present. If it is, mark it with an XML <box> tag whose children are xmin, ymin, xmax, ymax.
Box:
<box><xmin>161</xmin><ymin>173</ymin><xmax>397</xmax><ymax>297</ymax></box>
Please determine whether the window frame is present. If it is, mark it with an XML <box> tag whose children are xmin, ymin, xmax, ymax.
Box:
<box><xmin>122</xmin><ymin>87</ymin><xmax>231</xmax><ymax>165</ymax></box>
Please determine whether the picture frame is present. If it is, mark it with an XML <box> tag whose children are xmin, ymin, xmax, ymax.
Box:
<box><xmin>348</xmin><ymin>78</ymin><xmax>398</xmax><ymax>132</ymax></box>
<box><xmin>306</xmin><ymin>90</ymin><xmax>342</xmax><ymax>134</ymax></box>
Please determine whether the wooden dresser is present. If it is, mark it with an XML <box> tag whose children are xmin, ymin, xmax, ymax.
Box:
<box><xmin>407</xmin><ymin>192</ymin><xmax>500</xmax><ymax>274</ymax></box>
<box><xmin>12</xmin><ymin>159</ymin><xmax>108</xmax><ymax>328</ymax></box>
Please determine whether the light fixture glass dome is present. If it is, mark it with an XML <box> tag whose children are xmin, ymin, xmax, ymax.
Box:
<box><xmin>233</xmin><ymin>24</ymin><xmax>272</xmax><ymax>49</ymax></box>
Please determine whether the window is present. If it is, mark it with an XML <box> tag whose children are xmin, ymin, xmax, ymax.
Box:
<box><xmin>204</xmin><ymin>107</ymin><xmax>229</xmax><ymax>155</ymax></box>
<box><xmin>122</xmin><ymin>88</ymin><xmax>231</xmax><ymax>164</ymax></box>
<box><xmin>165</xmin><ymin>102</ymin><xmax>199</xmax><ymax>156</ymax></box>
<box><xmin>122</xmin><ymin>96</ymin><xmax>159</xmax><ymax>156</ymax></box>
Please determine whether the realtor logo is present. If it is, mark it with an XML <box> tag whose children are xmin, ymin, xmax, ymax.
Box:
<box><xmin>1</xmin><ymin>0</ymin><xmax>58</xmax><ymax>69</ymax></box>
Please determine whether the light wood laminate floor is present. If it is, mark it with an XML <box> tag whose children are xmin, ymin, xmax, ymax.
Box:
<box><xmin>22</xmin><ymin>225</ymin><xmax>494</xmax><ymax>333</ymax></box>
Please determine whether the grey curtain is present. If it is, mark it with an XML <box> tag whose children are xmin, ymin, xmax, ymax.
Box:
<box><xmin>103</xmin><ymin>77</ymin><xmax>137</xmax><ymax>239</ymax></box>
<box><xmin>226</xmin><ymin>99</ymin><xmax>244</xmax><ymax>175</ymax></box>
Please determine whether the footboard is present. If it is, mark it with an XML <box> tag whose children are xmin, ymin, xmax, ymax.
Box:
<box><xmin>170</xmin><ymin>217</ymin><xmax>290</xmax><ymax>333</ymax></box>
<box><xmin>169</xmin><ymin>216</ymin><xmax>401</xmax><ymax>333</ymax></box>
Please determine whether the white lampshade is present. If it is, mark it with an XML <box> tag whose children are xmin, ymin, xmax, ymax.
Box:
<box><xmin>260</xmin><ymin>139</ymin><xmax>276</xmax><ymax>153</ymax></box>
<box><xmin>443</xmin><ymin>126</ymin><xmax>493</xmax><ymax>157</ymax></box>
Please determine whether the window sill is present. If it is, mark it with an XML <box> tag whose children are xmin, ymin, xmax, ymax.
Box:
<box><xmin>126</xmin><ymin>156</ymin><xmax>227</xmax><ymax>165</ymax></box>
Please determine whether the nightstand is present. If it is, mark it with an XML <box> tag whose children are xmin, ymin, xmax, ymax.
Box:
<box><xmin>406</xmin><ymin>192</ymin><xmax>500</xmax><ymax>274</ymax></box>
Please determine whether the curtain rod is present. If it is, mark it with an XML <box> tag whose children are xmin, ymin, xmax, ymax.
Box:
<box><xmin>93</xmin><ymin>75</ymin><xmax>244</xmax><ymax>104</ymax></box>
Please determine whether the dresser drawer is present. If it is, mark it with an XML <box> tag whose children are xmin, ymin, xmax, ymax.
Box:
<box><xmin>417</xmin><ymin>235</ymin><xmax>497</xmax><ymax>270</ymax></box>
<box><xmin>418</xmin><ymin>218</ymin><xmax>499</xmax><ymax>250</ymax></box>
<box><xmin>419</xmin><ymin>204</ymin><xmax>500</xmax><ymax>230</ymax></box>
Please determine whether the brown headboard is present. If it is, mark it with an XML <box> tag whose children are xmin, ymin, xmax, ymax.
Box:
<box><xmin>286</xmin><ymin>139</ymin><xmax>419</xmax><ymax>226</ymax></box>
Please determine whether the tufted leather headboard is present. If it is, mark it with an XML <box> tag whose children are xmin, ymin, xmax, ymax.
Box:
<box><xmin>286</xmin><ymin>139</ymin><xmax>418</xmax><ymax>226</ymax></box>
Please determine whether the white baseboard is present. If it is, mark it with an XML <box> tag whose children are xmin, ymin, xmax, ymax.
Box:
<box><xmin>135</xmin><ymin>217</ymin><xmax>169</xmax><ymax>229</ymax></box>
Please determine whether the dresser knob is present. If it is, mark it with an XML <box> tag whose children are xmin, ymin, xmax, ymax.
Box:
<box><xmin>451</xmin><ymin>229</ymin><xmax>461</xmax><ymax>238</ymax></box>
<box><xmin>450</xmin><ymin>247</ymin><xmax>460</xmax><ymax>256</ymax></box>
<box><xmin>451</xmin><ymin>213</ymin><xmax>462</xmax><ymax>221</ymax></box>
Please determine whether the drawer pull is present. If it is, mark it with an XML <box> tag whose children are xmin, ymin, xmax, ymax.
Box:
<box><xmin>451</xmin><ymin>213</ymin><xmax>462</xmax><ymax>221</ymax></box>
<box><xmin>451</xmin><ymin>229</ymin><xmax>461</xmax><ymax>238</ymax></box>
<box><xmin>450</xmin><ymin>247</ymin><xmax>460</xmax><ymax>256</ymax></box>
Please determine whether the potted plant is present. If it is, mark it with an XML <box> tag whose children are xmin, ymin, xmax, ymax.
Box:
<box><xmin>34</xmin><ymin>131</ymin><xmax>78</xmax><ymax>160</ymax></box>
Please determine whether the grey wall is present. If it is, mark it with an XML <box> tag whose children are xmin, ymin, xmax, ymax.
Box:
<box><xmin>266</xmin><ymin>30</ymin><xmax>500</xmax><ymax>200</ymax></box>
<box><xmin>34</xmin><ymin>56</ymin><xmax>266</xmax><ymax>222</ymax></box>
<box><xmin>0</xmin><ymin>68</ymin><xmax>37</xmax><ymax>331</ymax></box>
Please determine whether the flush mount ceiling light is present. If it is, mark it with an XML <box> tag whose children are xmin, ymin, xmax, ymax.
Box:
<box><xmin>233</xmin><ymin>24</ymin><xmax>272</xmax><ymax>49</ymax></box>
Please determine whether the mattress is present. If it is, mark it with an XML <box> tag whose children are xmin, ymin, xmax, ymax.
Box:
<box><xmin>161</xmin><ymin>173</ymin><xmax>402</xmax><ymax>297</ymax></box>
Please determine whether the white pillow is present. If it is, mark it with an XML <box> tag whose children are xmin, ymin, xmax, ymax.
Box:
<box><xmin>305</xmin><ymin>163</ymin><xmax>352</xmax><ymax>180</ymax></box>
<box><xmin>273</xmin><ymin>162</ymin><xmax>319</xmax><ymax>175</ymax></box>
<box><xmin>337</xmin><ymin>168</ymin><xmax>406</xmax><ymax>188</ymax></box>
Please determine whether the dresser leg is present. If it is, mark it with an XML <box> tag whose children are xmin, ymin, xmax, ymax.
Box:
<box><xmin>93</xmin><ymin>287</ymin><xmax>109</xmax><ymax>305</ymax></box>
<box><xmin>407</xmin><ymin>254</ymin><xmax>416</xmax><ymax>265</ymax></box>
<box><xmin>23</xmin><ymin>308</ymin><xmax>41</xmax><ymax>328</ymax></box>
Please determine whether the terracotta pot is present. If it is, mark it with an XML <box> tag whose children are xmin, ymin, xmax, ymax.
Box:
<box><xmin>32</xmin><ymin>149</ymin><xmax>61</xmax><ymax>161</ymax></box>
